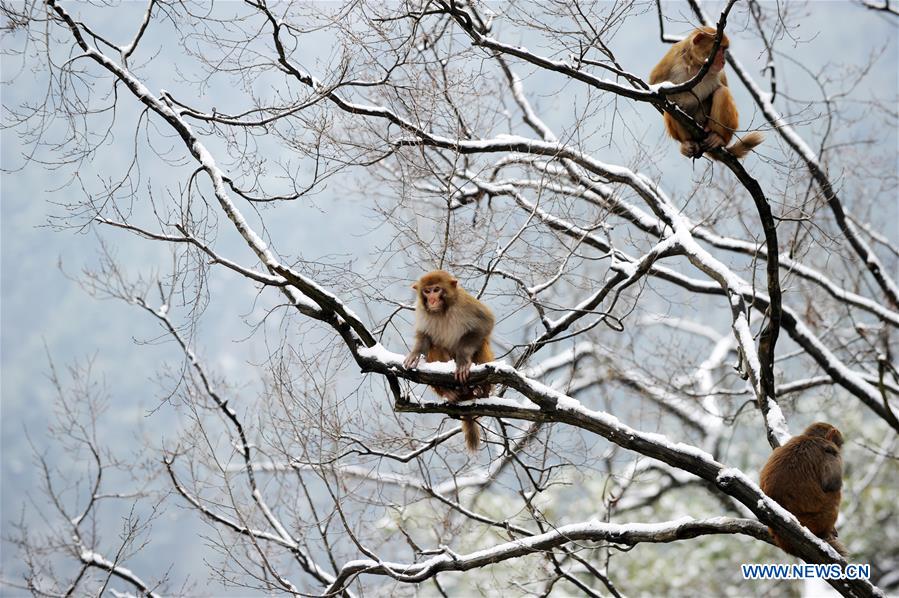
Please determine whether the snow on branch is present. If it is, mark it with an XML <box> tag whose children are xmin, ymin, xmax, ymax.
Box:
<box><xmin>858</xmin><ymin>0</ymin><xmax>899</xmax><ymax>15</ymax></box>
<box><xmin>355</xmin><ymin>348</ymin><xmax>881</xmax><ymax>597</ymax></box>
<box><xmin>687</xmin><ymin>0</ymin><xmax>899</xmax><ymax>309</ymax></box>
<box><xmin>40</xmin><ymin>6</ymin><xmax>891</xmax><ymax>596</ymax></box>
<box><xmin>322</xmin><ymin>516</ymin><xmax>769</xmax><ymax>595</ymax></box>
<box><xmin>523</xmin><ymin>342</ymin><xmax>598</xmax><ymax>379</ymax></box>
<box><xmin>45</xmin><ymin>0</ymin><xmax>382</xmax><ymax>355</ymax></box>
<box><xmin>610</xmin><ymin>367</ymin><xmax>719</xmax><ymax>435</ymax></box>
<box><xmin>78</xmin><ymin>549</ymin><xmax>162</xmax><ymax>598</ymax></box>
<box><xmin>453</xmin><ymin>165</ymin><xmax>895</xmax><ymax>432</ymax></box>
<box><xmin>434</xmin><ymin>0</ymin><xmax>786</xmax><ymax>433</ymax></box>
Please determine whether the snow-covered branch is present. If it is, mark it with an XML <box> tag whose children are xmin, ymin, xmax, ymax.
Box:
<box><xmin>77</xmin><ymin>549</ymin><xmax>162</xmax><ymax>598</ymax></box>
<box><xmin>688</xmin><ymin>0</ymin><xmax>899</xmax><ymax>309</ymax></box>
<box><xmin>323</xmin><ymin>516</ymin><xmax>768</xmax><ymax>595</ymax></box>
<box><xmin>20</xmin><ymin>3</ymin><xmax>896</xmax><ymax>595</ymax></box>
<box><xmin>358</xmin><ymin>347</ymin><xmax>882</xmax><ymax>597</ymax></box>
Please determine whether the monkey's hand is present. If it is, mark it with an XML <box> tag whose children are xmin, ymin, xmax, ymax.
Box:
<box><xmin>404</xmin><ymin>352</ymin><xmax>422</xmax><ymax>369</ymax></box>
<box><xmin>455</xmin><ymin>361</ymin><xmax>472</xmax><ymax>383</ymax></box>
<box><xmin>679</xmin><ymin>140</ymin><xmax>703</xmax><ymax>158</ymax></box>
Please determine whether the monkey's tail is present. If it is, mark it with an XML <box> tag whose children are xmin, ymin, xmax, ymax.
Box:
<box><xmin>724</xmin><ymin>131</ymin><xmax>765</xmax><ymax>159</ymax></box>
<box><xmin>825</xmin><ymin>532</ymin><xmax>849</xmax><ymax>557</ymax></box>
<box><xmin>461</xmin><ymin>417</ymin><xmax>480</xmax><ymax>452</ymax></box>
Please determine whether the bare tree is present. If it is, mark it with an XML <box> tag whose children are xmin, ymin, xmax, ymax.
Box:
<box><xmin>3</xmin><ymin>0</ymin><xmax>897</xmax><ymax>596</ymax></box>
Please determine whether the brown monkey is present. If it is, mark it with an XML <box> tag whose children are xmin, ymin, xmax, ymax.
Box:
<box><xmin>759</xmin><ymin>422</ymin><xmax>848</xmax><ymax>556</ymax></box>
<box><xmin>649</xmin><ymin>26</ymin><xmax>764</xmax><ymax>159</ymax></box>
<box><xmin>403</xmin><ymin>270</ymin><xmax>494</xmax><ymax>451</ymax></box>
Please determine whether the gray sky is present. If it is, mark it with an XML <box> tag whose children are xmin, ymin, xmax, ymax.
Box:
<box><xmin>2</xmin><ymin>0</ymin><xmax>896</xmax><ymax>590</ymax></box>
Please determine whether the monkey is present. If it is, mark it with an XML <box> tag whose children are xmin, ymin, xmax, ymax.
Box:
<box><xmin>759</xmin><ymin>422</ymin><xmax>848</xmax><ymax>557</ymax></box>
<box><xmin>403</xmin><ymin>270</ymin><xmax>495</xmax><ymax>452</ymax></box>
<box><xmin>649</xmin><ymin>26</ymin><xmax>764</xmax><ymax>159</ymax></box>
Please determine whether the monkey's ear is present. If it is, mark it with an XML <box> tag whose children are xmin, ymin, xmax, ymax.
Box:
<box><xmin>411</xmin><ymin>282</ymin><xmax>419</xmax><ymax>290</ymax></box>
<box><xmin>693</xmin><ymin>30</ymin><xmax>712</xmax><ymax>43</ymax></box>
<box><xmin>825</xmin><ymin>428</ymin><xmax>843</xmax><ymax>447</ymax></box>
<box><xmin>449</xmin><ymin>278</ymin><xmax>458</xmax><ymax>287</ymax></box>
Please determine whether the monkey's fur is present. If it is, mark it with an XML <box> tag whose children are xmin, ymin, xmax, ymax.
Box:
<box><xmin>650</xmin><ymin>26</ymin><xmax>764</xmax><ymax>159</ymax></box>
<box><xmin>404</xmin><ymin>270</ymin><xmax>494</xmax><ymax>451</ymax></box>
<box><xmin>759</xmin><ymin>422</ymin><xmax>847</xmax><ymax>556</ymax></box>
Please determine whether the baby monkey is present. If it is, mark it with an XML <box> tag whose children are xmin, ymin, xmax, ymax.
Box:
<box><xmin>759</xmin><ymin>422</ymin><xmax>848</xmax><ymax>557</ymax></box>
<box><xmin>650</xmin><ymin>26</ymin><xmax>764</xmax><ymax>159</ymax></box>
<box><xmin>404</xmin><ymin>270</ymin><xmax>494</xmax><ymax>451</ymax></box>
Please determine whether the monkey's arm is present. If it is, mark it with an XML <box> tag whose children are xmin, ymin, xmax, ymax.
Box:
<box><xmin>819</xmin><ymin>446</ymin><xmax>843</xmax><ymax>493</ymax></box>
<box><xmin>453</xmin><ymin>331</ymin><xmax>487</xmax><ymax>383</ymax></box>
<box><xmin>404</xmin><ymin>331</ymin><xmax>432</xmax><ymax>369</ymax></box>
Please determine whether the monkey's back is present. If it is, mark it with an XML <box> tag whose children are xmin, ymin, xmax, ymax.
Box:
<box><xmin>648</xmin><ymin>43</ymin><xmax>686</xmax><ymax>85</ymax></box>
<box><xmin>760</xmin><ymin>437</ymin><xmax>841</xmax><ymax>535</ymax></box>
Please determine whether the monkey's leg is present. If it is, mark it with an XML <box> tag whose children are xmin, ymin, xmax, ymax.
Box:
<box><xmin>425</xmin><ymin>346</ymin><xmax>465</xmax><ymax>402</ymax></box>
<box><xmin>705</xmin><ymin>86</ymin><xmax>738</xmax><ymax>150</ymax></box>
<box><xmin>801</xmin><ymin>511</ymin><xmax>839</xmax><ymax>540</ymax></box>
<box><xmin>664</xmin><ymin>112</ymin><xmax>703</xmax><ymax>158</ymax></box>
<box><xmin>454</xmin><ymin>334</ymin><xmax>485</xmax><ymax>384</ymax></box>
<box><xmin>825</xmin><ymin>531</ymin><xmax>849</xmax><ymax>557</ymax></box>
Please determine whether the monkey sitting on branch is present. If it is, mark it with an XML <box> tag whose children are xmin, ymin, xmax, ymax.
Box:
<box><xmin>403</xmin><ymin>270</ymin><xmax>495</xmax><ymax>452</ymax></box>
<box><xmin>759</xmin><ymin>422</ymin><xmax>848</xmax><ymax>556</ymax></box>
<box><xmin>649</xmin><ymin>26</ymin><xmax>764</xmax><ymax>159</ymax></box>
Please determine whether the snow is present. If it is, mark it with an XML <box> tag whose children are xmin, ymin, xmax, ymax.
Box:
<box><xmin>78</xmin><ymin>549</ymin><xmax>154</xmax><ymax>594</ymax></box>
<box><xmin>471</xmin><ymin>396</ymin><xmax>540</xmax><ymax>411</ymax></box>
<box><xmin>358</xmin><ymin>343</ymin><xmax>402</xmax><ymax>364</ymax></box>
<box><xmin>803</xmin><ymin>577</ymin><xmax>841</xmax><ymax>597</ymax></box>
<box><xmin>765</xmin><ymin>399</ymin><xmax>791</xmax><ymax>446</ymax></box>
<box><xmin>252</xmin><ymin>489</ymin><xmax>294</xmax><ymax>543</ymax></box>
<box><xmin>610</xmin><ymin>257</ymin><xmax>638</xmax><ymax>280</ymax></box>
<box><xmin>717</xmin><ymin>468</ymin><xmax>760</xmax><ymax>490</ymax></box>
<box><xmin>647</xmin><ymin>82</ymin><xmax>673</xmax><ymax>93</ymax></box>
<box><xmin>731</xmin><ymin>318</ymin><xmax>762</xmax><ymax>377</ymax></box>
<box><xmin>331</xmin><ymin>515</ymin><xmax>750</xmax><ymax>583</ymax></box>
<box><xmin>554</xmin><ymin>397</ymin><xmax>719</xmax><ymax>463</ymax></box>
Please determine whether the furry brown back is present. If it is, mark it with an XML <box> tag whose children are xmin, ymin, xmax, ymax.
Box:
<box><xmin>759</xmin><ymin>423</ymin><xmax>846</xmax><ymax>556</ymax></box>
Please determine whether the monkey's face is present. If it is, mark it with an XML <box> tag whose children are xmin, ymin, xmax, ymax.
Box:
<box><xmin>712</xmin><ymin>46</ymin><xmax>727</xmax><ymax>72</ymax></box>
<box><xmin>691</xmin><ymin>30</ymin><xmax>729</xmax><ymax>73</ymax></box>
<box><xmin>710</xmin><ymin>43</ymin><xmax>727</xmax><ymax>73</ymax></box>
<box><xmin>414</xmin><ymin>270</ymin><xmax>458</xmax><ymax>313</ymax></box>
<box><xmin>422</xmin><ymin>285</ymin><xmax>448</xmax><ymax>313</ymax></box>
